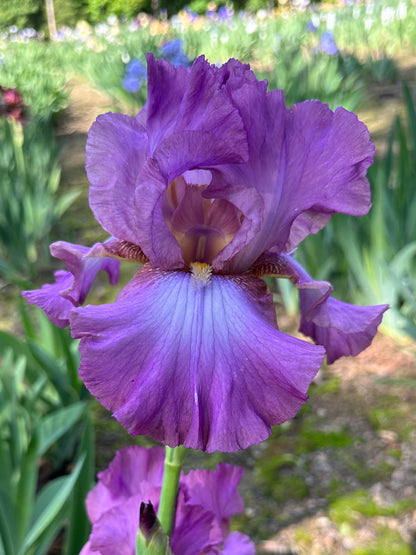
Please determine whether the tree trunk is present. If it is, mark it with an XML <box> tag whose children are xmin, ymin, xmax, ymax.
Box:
<box><xmin>45</xmin><ymin>0</ymin><xmax>57</xmax><ymax>39</ymax></box>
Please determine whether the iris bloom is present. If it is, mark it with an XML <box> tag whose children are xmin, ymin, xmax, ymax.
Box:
<box><xmin>23</xmin><ymin>55</ymin><xmax>387</xmax><ymax>452</ymax></box>
<box><xmin>80</xmin><ymin>446</ymin><xmax>254</xmax><ymax>555</ymax></box>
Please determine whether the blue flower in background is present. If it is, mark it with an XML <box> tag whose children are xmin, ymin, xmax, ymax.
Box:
<box><xmin>160</xmin><ymin>39</ymin><xmax>191</xmax><ymax>67</ymax></box>
<box><xmin>122</xmin><ymin>58</ymin><xmax>147</xmax><ymax>93</ymax></box>
<box><xmin>319</xmin><ymin>31</ymin><xmax>339</xmax><ymax>55</ymax></box>
<box><xmin>306</xmin><ymin>21</ymin><xmax>317</xmax><ymax>32</ymax></box>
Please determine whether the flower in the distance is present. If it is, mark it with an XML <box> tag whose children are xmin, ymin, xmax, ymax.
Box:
<box><xmin>80</xmin><ymin>446</ymin><xmax>255</xmax><ymax>555</ymax></box>
<box><xmin>160</xmin><ymin>38</ymin><xmax>191</xmax><ymax>67</ymax></box>
<box><xmin>319</xmin><ymin>30</ymin><xmax>339</xmax><ymax>55</ymax></box>
<box><xmin>0</xmin><ymin>86</ymin><xmax>27</xmax><ymax>122</ymax></box>
<box><xmin>24</xmin><ymin>55</ymin><xmax>387</xmax><ymax>452</ymax></box>
<box><xmin>122</xmin><ymin>58</ymin><xmax>147</xmax><ymax>93</ymax></box>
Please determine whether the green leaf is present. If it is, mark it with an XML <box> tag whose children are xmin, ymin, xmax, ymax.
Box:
<box><xmin>16</xmin><ymin>429</ymin><xmax>40</xmax><ymax>547</ymax></box>
<box><xmin>19</xmin><ymin>455</ymin><xmax>85</xmax><ymax>555</ymax></box>
<box><xmin>64</xmin><ymin>416</ymin><xmax>95</xmax><ymax>555</ymax></box>
<box><xmin>0</xmin><ymin>489</ymin><xmax>16</xmax><ymax>555</ymax></box>
<box><xmin>37</xmin><ymin>402</ymin><xmax>86</xmax><ymax>457</ymax></box>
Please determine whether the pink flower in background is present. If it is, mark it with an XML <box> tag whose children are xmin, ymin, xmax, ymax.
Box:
<box><xmin>80</xmin><ymin>446</ymin><xmax>254</xmax><ymax>555</ymax></box>
<box><xmin>0</xmin><ymin>86</ymin><xmax>27</xmax><ymax>122</ymax></box>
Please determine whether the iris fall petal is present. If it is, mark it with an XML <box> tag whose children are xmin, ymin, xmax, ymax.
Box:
<box><xmin>71</xmin><ymin>265</ymin><xmax>325</xmax><ymax>452</ymax></box>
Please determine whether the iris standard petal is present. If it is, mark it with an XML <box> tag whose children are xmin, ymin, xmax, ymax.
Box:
<box><xmin>70</xmin><ymin>265</ymin><xmax>325</xmax><ymax>452</ymax></box>
<box><xmin>146</xmin><ymin>55</ymin><xmax>248</xmax><ymax>160</ymax></box>
<box><xmin>86</xmin><ymin>113</ymin><xmax>148</xmax><ymax>245</ymax></box>
<box><xmin>223</xmin><ymin>97</ymin><xmax>375</xmax><ymax>271</ymax></box>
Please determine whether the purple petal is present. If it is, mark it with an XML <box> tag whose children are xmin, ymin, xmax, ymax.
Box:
<box><xmin>223</xmin><ymin>532</ymin><xmax>256</xmax><ymax>554</ymax></box>
<box><xmin>182</xmin><ymin>464</ymin><xmax>244</xmax><ymax>525</ymax></box>
<box><xmin>171</xmin><ymin>490</ymin><xmax>219</xmax><ymax>555</ymax></box>
<box><xmin>86</xmin><ymin>112</ymin><xmax>148</xmax><ymax>245</ymax></box>
<box><xmin>22</xmin><ymin>270</ymin><xmax>74</xmax><ymax>328</ymax></box>
<box><xmin>258</xmin><ymin>253</ymin><xmax>388</xmax><ymax>364</ymax></box>
<box><xmin>223</xmin><ymin>97</ymin><xmax>374</xmax><ymax>271</ymax></box>
<box><xmin>89</xmin><ymin>496</ymin><xmax>139</xmax><ymax>555</ymax></box>
<box><xmin>300</xmin><ymin>294</ymin><xmax>388</xmax><ymax>364</ymax></box>
<box><xmin>70</xmin><ymin>265</ymin><xmax>324</xmax><ymax>452</ymax></box>
<box><xmin>50</xmin><ymin>241</ymin><xmax>120</xmax><ymax>305</ymax></box>
<box><xmin>146</xmin><ymin>55</ymin><xmax>248</xmax><ymax>160</ymax></box>
<box><xmin>86</xmin><ymin>445</ymin><xmax>164</xmax><ymax>523</ymax></box>
<box><xmin>22</xmin><ymin>241</ymin><xmax>120</xmax><ymax>327</ymax></box>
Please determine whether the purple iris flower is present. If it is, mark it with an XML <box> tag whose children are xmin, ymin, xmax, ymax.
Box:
<box><xmin>122</xmin><ymin>58</ymin><xmax>147</xmax><ymax>93</ymax></box>
<box><xmin>79</xmin><ymin>446</ymin><xmax>255</xmax><ymax>554</ymax></box>
<box><xmin>23</xmin><ymin>55</ymin><xmax>387</xmax><ymax>452</ymax></box>
<box><xmin>160</xmin><ymin>39</ymin><xmax>191</xmax><ymax>68</ymax></box>
<box><xmin>319</xmin><ymin>31</ymin><xmax>339</xmax><ymax>55</ymax></box>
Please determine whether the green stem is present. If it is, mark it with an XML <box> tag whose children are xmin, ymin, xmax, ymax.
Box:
<box><xmin>157</xmin><ymin>446</ymin><xmax>186</xmax><ymax>537</ymax></box>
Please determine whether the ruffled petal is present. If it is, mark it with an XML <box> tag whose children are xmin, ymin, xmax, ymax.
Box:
<box><xmin>71</xmin><ymin>265</ymin><xmax>324</xmax><ymax>452</ymax></box>
<box><xmin>22</xmin><ymin>270</ymin><xmax>74</xmax><ymax>328</ymax></box>
<box><xmin>86</xmin><ymin>112</ymin><xmax>148</xmax><ymax>245</ymax></box>
<box><xmin>182</xmin><ymin>464</ymin><xmax>244</xmax><ymax>524</ymax></box>
<box><xmin>299</xmin><ymin>294</ymin><xmax>388</xmax><ymax>364</ymax></box>
<box><xmin>50</xmin><ymin>241</ymin><xmax>120</xmax><ymax>305</ymax></box>
<box><xmin>256</xmin><ymin>253</ymin><xmax>388</xmax><ymax>364</ymax></box>
<box><xmin>146</xmin><ymin>55</ymin><xmax>248</xmax><ymax>160</ymax></box>
<box><xmin>22</xmin><ymin>241</ymin><xmax>120</xmax><ymax>328</ymax></box>
<box><xmin>86</xmin><ymin>446</ymin><xmax>164</xmax><ymax>523</ymax></box>
<box><xmin>223</xmin><ymin>97</ymin><xmax>374</xmax><ymax>271</ymax></box>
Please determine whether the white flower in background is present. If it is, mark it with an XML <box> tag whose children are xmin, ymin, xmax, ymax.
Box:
<box><xmin>327</xmin><ymin>11</ymin><xmax>336</xmax><ymax>31</ymax></box>
<box><xmin>353</xmin><ymin>7</ymin><xmax>361</xmax><ymax>19</ymax></box>
<box><xmin>366</xmin><ymin>3</ymin><xmax>374</xmax><ymax>15</ymax></box>
<box><xmin>381</xmin><ymin>6</ymin><xmax>396</xmax><ymax>26</ymax></box>
<box><xmin>311</xmin><ymin>13</ymin><xmax>320</xmax><ymax>28</ymax></box>
<box><xmin>364</xmin><ymin>17</ymin><xmax>374</xmax><ymax>30</ymax></box>
<box><xmin>396</xmin><ymin>2</ymin><xmax>407</xmax><ymax>20</ymax></box>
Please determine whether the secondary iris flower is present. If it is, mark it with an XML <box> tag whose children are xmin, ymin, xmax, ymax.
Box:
<box><xmin>23</xmin><ymin>55</ymin><xmax>387</xmax><ymax>452</ymax></box>
<box><xmin>80</xmin><ymin>446</ymin><xmax>255</xmax><ymax>554</ymax></box>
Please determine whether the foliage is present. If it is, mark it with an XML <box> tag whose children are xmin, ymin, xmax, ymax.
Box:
<box><xmin>0</xmin><ymin>41</ymin><xmax>68</xmax><ymax>120</ymax></box>
<box><xmin>0</xmin><ymin>0</ymin><xmax>43</xmax><ymax>31</ymax></box>
<box><xmin>0</xmin><ymin>304</ymin><xmax>94</xmax><ymax>554</ymax></box>
<box><xmin>0</xmin><ymin>118</ymin><xmax>79</xmax><ymax>282</ymax></box>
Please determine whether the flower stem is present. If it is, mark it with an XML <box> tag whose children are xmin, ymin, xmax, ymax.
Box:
<box><xmin>157</xmin><ymin>446</ymin><xmax>186</xmax><ymax>537</ymax></box>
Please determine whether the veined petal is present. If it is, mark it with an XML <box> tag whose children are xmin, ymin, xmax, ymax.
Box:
<box><xmin>86</xmin><ymin>112</ymin><xmax>148</xmax><ymax>245</ymax></box>
<box><xmin>259</xmin><ymin>253</ymin><xmax>388</xmax><ymax>364</ymax></box>
<box><xmin>70</xmin><ymin>266</ymin><xmax>324</xmax><ymax>452</ymax></box>
<box><xmin>146</xmin><ymin>54</ymin><xmax>248</xmax><ymax>160</ymax></box>
<box><xmin>223</xmin><ymin>97</ymin><xmax>375</xmax><ymax>271</ymax></box>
